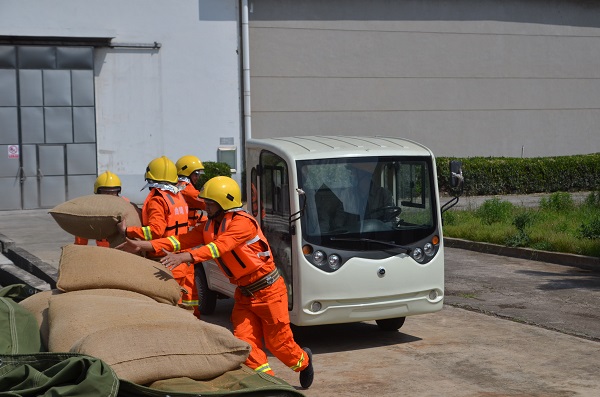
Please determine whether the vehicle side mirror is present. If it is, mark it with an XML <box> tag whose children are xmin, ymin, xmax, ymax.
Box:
<box><xmin>441</xmin><ymin>160</ymin><xmax>464</xmax><ymax>213</ymax></box>
<box><xmin>450</xmin><ymin>160</ymin><xmax>464</xmax><ymax>193</ymax></box>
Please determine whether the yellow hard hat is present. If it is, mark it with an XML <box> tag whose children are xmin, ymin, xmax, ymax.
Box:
<box><xmin>94</xmin><ymin>171</ymin><xmax>121</xmax><ymax>194</ymax></box>
<box><xmin>176</xmin><ymin>155</ymin><xmax>204</xmax><ymax>177</ymax></box>
<box><xmin>145</xmin><ymin>156</ymin><xmax>178</xmax><ymax>184</ymax></box>
<box><xmin>199</xmin><ymin>176</ymin><xmax>242</xmax><ymax>210</ymax></box>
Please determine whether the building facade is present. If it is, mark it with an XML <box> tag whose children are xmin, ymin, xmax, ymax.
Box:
<box><xmin>1</xmin><ymin>0</ymin><xmax>599</xmax><ymax>209</ymax></box>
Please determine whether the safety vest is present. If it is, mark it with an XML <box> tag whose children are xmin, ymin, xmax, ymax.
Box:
<box><xmin>142</xmin><ymin>188</ymin><xmax>189</xmax><ymax>239</ymax></box>
<box><xmin>203</xmin><ymin>210</ymin><xmax>272</xmax><ymax>281</ymax></box>
<box><xmin>177</xmin><ymin>180</ymin><xmax>205</xmax><ymax>228</ymax></box>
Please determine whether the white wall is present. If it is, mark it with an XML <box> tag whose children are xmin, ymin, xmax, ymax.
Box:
<box><xmin>0</xmin><ymin>0</ymin><xmax>242</xmax><ymax>203</ymax></box>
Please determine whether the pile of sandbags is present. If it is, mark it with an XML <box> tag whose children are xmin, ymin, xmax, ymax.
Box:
<box><xmin>49</xmin><ymin>194</ymin><xmax>142</xmax><ymax>247</ymax></box>
<box><xmin>19</xmin><ymin>245</ymin><xmax>250</xmax><ymax>385</ymax></box>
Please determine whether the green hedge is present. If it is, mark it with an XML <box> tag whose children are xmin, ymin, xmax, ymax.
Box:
<box><xmin>195</xmin><ymin>161</ymin><xmax>232</xmax><ymax>189</ymax></box>
<box><xmin>436</xmin><ymin>153</ymin><xmax>600</xmax><ymax>196</ymax></box>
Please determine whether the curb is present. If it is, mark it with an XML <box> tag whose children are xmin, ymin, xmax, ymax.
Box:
<box><xmin>0</xmin><ymin>233</ymin><xmax>57</xmax><ymax>290</ymax></box>
<box><xmin>445</xmin><ymin>237</ymin><xmax>600</xmax><ymax>273</ymax></box>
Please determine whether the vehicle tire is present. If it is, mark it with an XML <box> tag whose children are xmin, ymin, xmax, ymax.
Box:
<box><xmin>376</xmin><ymin>317</ymin><xmax>406</xmax><ymax>331</ymax></box>
<box><xmin>195</xmin><ymin>263</ymin><xmax>217</xmax><ymax>315</ymax></box>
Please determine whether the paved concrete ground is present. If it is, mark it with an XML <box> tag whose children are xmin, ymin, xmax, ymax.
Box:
<box><xmin>0</xmin><ymin>200</ymin><xmax>599</xmax><ymax>396</ymax></box>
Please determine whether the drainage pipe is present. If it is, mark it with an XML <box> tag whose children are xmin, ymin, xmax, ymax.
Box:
<box><xmin>241</xmin><ymin>0</ymin><xmax>252</xmax><ymax>141</ymax></box>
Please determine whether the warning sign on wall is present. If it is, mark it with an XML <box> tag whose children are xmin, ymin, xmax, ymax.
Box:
<box><xmin>8</xmin><ymin>145</ymin><xmax>19</xmax><ymax>159</ymax></box>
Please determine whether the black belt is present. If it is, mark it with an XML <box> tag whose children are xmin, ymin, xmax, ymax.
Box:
<box><xmin>238</xmin><ymin>268</ymin><xmax>280</xmax><ymax>297</ymax></box>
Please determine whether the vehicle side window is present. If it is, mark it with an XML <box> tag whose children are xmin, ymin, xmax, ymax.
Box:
<box><xmin>250</xmin><ymin>167</ymin><xmax>259</xmax><ymax>218</ymax></box>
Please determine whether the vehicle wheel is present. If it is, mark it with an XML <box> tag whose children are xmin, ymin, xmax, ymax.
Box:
<box><xmin>376</xmin><ymin>317</ymin><xmax>406</xmax><ymax>331</ymax></box>
<box><xmin>195</xmin><ymin>263</ymin><xmax>217</xmax><ymax>315</ymax></box>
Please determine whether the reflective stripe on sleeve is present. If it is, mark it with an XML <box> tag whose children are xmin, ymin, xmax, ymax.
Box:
<box><xmin>207</xmin><ymin>242</ymin><xmax>220</xmax><ymax>258</ymax></box>
<box><xmin>246</xmin><ymin>235</ymin><xmax>260</xmax><ymax>245</ymax></box>
<box><xmin>255</xmin><ymin>363</ymin><xmax>272</xmax><ymax>373</ymax></box>
<box><xmin>142</xmin><ymin>226</ymin><xmax>152</xmax><ymax>241</ymax></box>
<box><xmin>167</xmin><ymin>236</ymin><xmax>180</xmax><ymax>251</ymax></box>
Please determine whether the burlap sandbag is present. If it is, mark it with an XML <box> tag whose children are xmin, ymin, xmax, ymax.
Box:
<box><xmin>56</xmin><ymin>244</ymin><xmax>182</xmax><ymax>305</ymax></box>
<box><xmin>18</xmin><ymin>289</ymin><xmax>61</xmax><ymax>349</ymax></box>
<box><xmin>49</xmin><ymin>194</ymin><xmax>141</xmax><ymax>246</ymax></box>
<box><xmin>48</xmin><ymin>293</ymin><xmax>250</xmax><ymax>384</ymax></box>
<box><xmin>47</xmin><ymin>293</ymin><xmax>194</xmax><ymax>353</ymax></box>
<box><xmin>20</xmin><ymin>289</ymin><xmax>154</xmax><ymax>350</ymax></box>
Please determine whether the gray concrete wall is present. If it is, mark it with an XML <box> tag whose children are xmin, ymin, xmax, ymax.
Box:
<box><xmin>247</xmin><ymin>0</ymin><xmax>600</xmax><ymax>158</ymax></box>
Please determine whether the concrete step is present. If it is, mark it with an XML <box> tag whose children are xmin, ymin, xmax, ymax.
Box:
<box><xmin>0</xmin><ymin>252</ymin><xmax>52</xmax><ymax>291</ymax></box>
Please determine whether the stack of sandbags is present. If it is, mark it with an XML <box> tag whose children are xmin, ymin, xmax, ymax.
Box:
<box><xmin>18</xmin><ymin>288</ymin><xmax>155</xmax><ymax>350</ymax></box>
<box><xmin>19</xmin><ymin>245</ymin><xmax>251</xmax><ymax>385</ymax></box>
<box><xmin>56</xmin><ymin>244</ymin><xmax>182</xmax><ymax>305</ymax></box>
<box><xmin>49</xmin><ymin>194</ymin><xmax>142</xmax><ymax>247</ymax></box>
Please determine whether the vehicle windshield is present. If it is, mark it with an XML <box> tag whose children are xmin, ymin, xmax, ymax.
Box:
<box><xmin>298</xmin><ymin>156</ymin><xmax>437</xmax><ymax>250</ymax></box>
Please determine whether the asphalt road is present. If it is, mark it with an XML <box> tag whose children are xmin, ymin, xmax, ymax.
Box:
<box><xmin>196</xmin><ymin>246</ymin><xmax>600</xmax><ymax>396</ymax></box>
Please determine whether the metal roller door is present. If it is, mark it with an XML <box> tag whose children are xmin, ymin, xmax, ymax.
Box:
<box><xmin>0</xmin><ymin>45</ymin><xmax>97</xmax><ymax>210</ymax></box>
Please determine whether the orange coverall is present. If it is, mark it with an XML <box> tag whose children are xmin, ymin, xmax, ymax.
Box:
<box><xmin>177</xmin><ymin>180</ymin><xmax>206</xmax><ymax>229</ymax></box>
<box><xmin>176</xmin><ymin>180</ymin><xmax>207</xmax><ymax>318</ymax></box>
<box><xmin>125</xmin><ymin>188</ymin><xmax>197</xmax><ymax>315</ymax></box>
<box><xmin>74</xmin><ymin>236</ymin><xmax>110</xmax><ymax>247</ymax></box>
<box><xmin>148</xmin><ymin>210</ymin><xmax>309</xmax><ymax>376</ymax></box>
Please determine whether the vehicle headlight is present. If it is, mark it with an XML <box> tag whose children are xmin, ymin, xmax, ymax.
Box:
<box><xmin>424</xmin><ymin>242</ymin><xmax>435</xmax><ymax>257</ymax></box>
<box><xmin>328</xmin><ymin>254</ymin><xmax>341</xmax><ymax>270</ymax></box>
<box><xmin>313</xmin><ymin>250</ymin><xmax>326</xmax><ymax>266</ymax></box>
<box><xmin>411</xmin><ymin>247</ymin><xmax>424</xmax><ymax>262</ymax></box>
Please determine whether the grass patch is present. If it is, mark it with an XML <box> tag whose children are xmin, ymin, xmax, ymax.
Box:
<box><xmin>443</xmin><ymin>192</ymin><xmax>600</xmax><ymax>258</ymax></box>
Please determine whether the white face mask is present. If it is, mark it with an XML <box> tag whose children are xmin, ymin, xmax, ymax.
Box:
<box><xmin>141</xmin><ymin>181</ymin><xmax>180</xmax><ymax>194</ymax></box>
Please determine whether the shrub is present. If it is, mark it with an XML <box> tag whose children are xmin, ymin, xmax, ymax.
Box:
<box><xmin>442</xmin><ymin>210</ymin><xmax>457</xmax><ymax>226</ymax></box>
<box><xmin>584</xmin><ymin>190</ymin><xmax>600</xmax><ymax>207</ymax></box>
<box><xmin>539</xmin><ymin>192</ymin><xmax>574</xmax><ymax>212</ymax></box>
<box><xmin>506</xmin><ymin>231</ymin><xmax>530</xmax><ymax>247</ymax></box>
<box><xmin>195</xmin><ymin>161</ymin><xmax>232</xmax><ymax>189</ymax></box>
<box><xmin>476</xmin><ymin>198</ymin><xmax>514</xmax><ymax>225</ymax></box>
<box><xmin>505</xmin><ymin>212</ymin><xmax>535</xmax><ymax>248</ymax></box>
<box><xmin>578</xmin><ymin>216</ymin><xmax>600</xmax><ymax>239</ymax></box>
<box><xmin>513</xmin><ymin>211</ymin><xmax>536</xmax><ymax>232</ymax></box>
<box><xmin>436</xmin><ymin>153</ymin><xmax>600</xmax><ymax>196</ymax></box>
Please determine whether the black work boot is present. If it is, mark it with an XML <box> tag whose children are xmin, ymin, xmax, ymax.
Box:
<box><xmin>299</xmin><ymin>347</ymin><xmax>314</xmax><ymax>389</ymax></box>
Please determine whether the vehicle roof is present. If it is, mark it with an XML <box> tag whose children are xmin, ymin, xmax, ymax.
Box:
<box><xmin>246</xmin><ymin>136</ymin><xmax>434</xmax><ymax>160</ymax></box>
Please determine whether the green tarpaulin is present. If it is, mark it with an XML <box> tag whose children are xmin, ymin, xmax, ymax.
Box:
<box><xmin>0</xmin><ymin>285</ymin><xmax>304</xmax><ymax>397</ymax></box>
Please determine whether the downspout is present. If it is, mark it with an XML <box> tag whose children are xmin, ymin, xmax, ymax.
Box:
<box><xmin>241</xmin><ymin>0</ymin><xmax>252</xmax><ymax>141</ymax></box>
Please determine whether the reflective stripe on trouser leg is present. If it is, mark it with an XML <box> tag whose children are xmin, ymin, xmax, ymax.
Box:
<box><xmin>171</xmin><ymin>263</ymin><xmax>192</xmax><ymax>306</ymax></box>
<box><xmin>254</xmin><ymin>363</ymin><xmax>273</xmax><ymax>374</ymax></box>
<box><xmin>185</xmin><ymin>265</ymin><xmax>200</xmax><ymax>318</ymax></box>
<box><xmin>233</xmin><ymin>278</ymin><xmax>307</xmax><ymax>373</ymax></box>
<box><xmin>259</xmin><ymin>279</ymin><xmax>308</xmax><ymax>372</ymax></box>
<box><xmin>231</xmin><ymin>294</ymin><xmax>273</xmax><ymax>375</ymax></box>
<box><xmin>181</xmin><ymin>264</ymin><xmax>197</xmax><ymax>305</ymax></box>
<box><xmin>181</xmin><ymin>267</ymin><xmax>198</xmax><ymax>308</ymax></box>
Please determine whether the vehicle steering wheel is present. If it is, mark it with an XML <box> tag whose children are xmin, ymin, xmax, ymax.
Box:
<box><xmin>367</xmin><ymin>206</ymin><xmax>402</xmax><ymax>222</ymax></box>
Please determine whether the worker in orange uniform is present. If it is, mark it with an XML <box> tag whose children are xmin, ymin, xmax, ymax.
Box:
<box><xmin>123</xmin><ymin>156</ymin><xmax>195</xmax><ymax>315</ymax></box>
<box><xmin>117</xmin><ymin>176</ymin><xmax>314</xmax><ymax>389</ymax></box>
<box><xmin>75</xmin><ymin>171</ymin><xmax>124</xmax><ymax>247</ymax></box>
<box><xmin>175</xmin><ymin>155</ymin><xmax>207</xmax><ymax>318</ymax></box>
<box><xmin>176</xmin><ymin>155</ymin><xmax>206</xmax><ymax>229</ymax></box>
